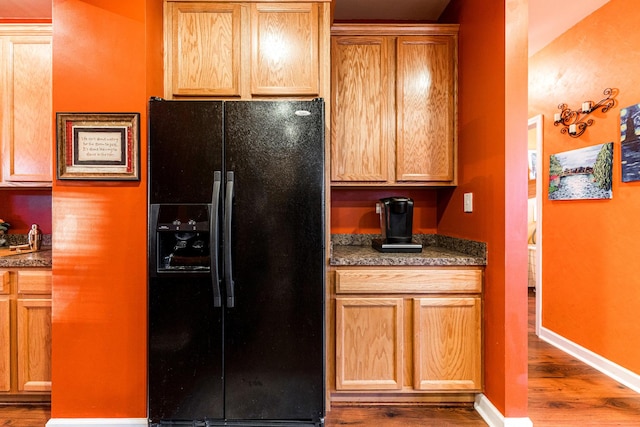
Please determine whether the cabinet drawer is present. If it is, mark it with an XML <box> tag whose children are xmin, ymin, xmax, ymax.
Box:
<box><xmin>17</xmin><ymin>271</ymin><xmax>51</xmax><ymax>295</ymax></box>
<box><xmin>0</xmin><ymin>270</ymin><xmax>9</xmax><ymax>294</ymax></box>
<box><xmin>335</xmin><ymin>268</ymin><xmax>482</xmax><ymax>294</ymax></box>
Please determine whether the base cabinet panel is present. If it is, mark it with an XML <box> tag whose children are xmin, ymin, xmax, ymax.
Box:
<box><xmin>16</xmin><ymin>299</ymin><xmax>51</xmax><ymax>392</ymax></box>
<box><xmin>0</xmin><ymin>298</ymin><xmax>9</xmax><ymax>392</ymax></box>
<box><xmin>0</xmin><ymin>269</ymin><xmax>51</xmax><ymax>401</ymax></box>
<box><xmin>413</xmin><ymin>297</ymin><xmax>481</xmax><ymax>391</ymax></box>
<box><xmin>335</xmin><ymin>297</ymin><xmax>403</xmax><ymax>390</ymax></box>
<box><xmin>332</xmin><ymin>267</ymin><xmax>483</xmax><ymax>401</ymax></box>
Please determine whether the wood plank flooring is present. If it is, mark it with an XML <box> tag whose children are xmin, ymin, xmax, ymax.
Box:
<box><xmin>1</xmin><ymin>290</ymin><xmax>638</xmax><ymax>426</ymax></box>
<box><xmin>527</xmin><ymin>289</ymin><xmax>640</xmax><ymax>425</ymax></box>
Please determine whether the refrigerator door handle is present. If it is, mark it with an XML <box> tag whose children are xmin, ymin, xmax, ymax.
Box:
<box><xmin>224</xmin><ymin>171</ymin><xmax>235</xmax><ymax>308</ymax></box>
<box><xmin>210</xmin><ymin>171</ymin><xmax>222</xmax><ymax>307</ymax></box>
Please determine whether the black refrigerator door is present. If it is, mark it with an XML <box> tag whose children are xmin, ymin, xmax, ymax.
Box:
<box><xmin>223</xmin><ymin>100</ymin><xmax>325</xmax><ymax>423</ymax></box>
<box><xmin>148</xmin><ymin>99</ymin><xmax>223</xmax><ymax>204</ymax></box>
<box><xmin>148</xmin><ymin>276</ymin><xmax>224</xmax><ymax>422</ymax></box>
<box><xmin>148</xmin><ymin>99</ymin><xmax>225</xmax><ymax>423</ymax></box>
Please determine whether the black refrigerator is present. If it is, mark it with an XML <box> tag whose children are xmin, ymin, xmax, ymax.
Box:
<box><xmin>147</xmin><ymin>99</ymin><xmax>325</xmax><ymax>426</ymax></box>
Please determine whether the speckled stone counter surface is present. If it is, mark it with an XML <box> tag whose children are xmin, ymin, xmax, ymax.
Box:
<box><xmin>0</xmin><ymin>234</ymin><xmax>53</xmax><ymax>268</ymax></box>
<box><xmin>331</xmin><ymin>234</ymin><xmax>486</xmax><ymax>266</ymax></box>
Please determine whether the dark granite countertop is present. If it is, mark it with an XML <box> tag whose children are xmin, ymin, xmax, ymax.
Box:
<box><xmin>330</xmin><ymin>234</ymin><xmax>486</xmax><ymax>267</ymax></box>
<box><xmin>0</xmin><ymin>234</ymin><xmax>53</xmax><ymax>268</ymax></box>
<box><xmin>0</xmin><ymin>247</ymin><xmax>52</xmax><ymax>268</ymax></box>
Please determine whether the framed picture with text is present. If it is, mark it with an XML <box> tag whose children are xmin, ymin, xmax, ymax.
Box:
<box><xmin>56</xmin><ymin>112</ymin><xmax>140</xmax><ymax>180</ymax></box>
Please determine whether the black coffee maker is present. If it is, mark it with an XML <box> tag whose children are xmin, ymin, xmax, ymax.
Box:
<box><xmin>372</xmin><ymin>197</ymin><xmax>422</xmax><ymax>253</ymax></box>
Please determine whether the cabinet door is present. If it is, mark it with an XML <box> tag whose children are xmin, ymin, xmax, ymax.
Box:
<box><xmin>1</xmin><ymin>34</ymin><xmax>52</xmax><ymax>183</ymax></box>
<box><xmin>396</xmin><ymin>36</ymin><xmax>456</xmax><ymax>182</ymax></box>
<box><xmin>251</xmin><ymin>3</ymin><xmax>319</xmax><ymax>96</ymax></box>
<box><xmin>16</xmin><ymin>298</ymin><xmax>52</xmax><ymax>392</ymax></box>
<box><xmin>0</xmin><ymin>297</ymin><xmax>9</xmax><ymax>392</ymax></box>
<box><xmin>167</xmin><ymin>2</ymin><xmax>243</xmax><ymax>97</ymax></box>
<box><xmin>335</xmin><ymin>297</ymin><xmax>403</xmax><ymax>390</ymax></box>
<box><xmin>331</xmin><ymin>36</ymin><xmax>393</xmax><ymax>182</ymax></box>
<box><xmin>413</xmin><ymin>297</ymin><xmax>481</xmax><ymax>391</ymax></box>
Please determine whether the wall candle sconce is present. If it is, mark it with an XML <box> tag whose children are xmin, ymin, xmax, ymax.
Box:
<box><xmin>553</xmin><ymin>88</ymin><xmax>616</xmax><ymax>138</ymax></box>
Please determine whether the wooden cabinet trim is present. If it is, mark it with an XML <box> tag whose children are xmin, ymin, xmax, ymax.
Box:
<box><xmin>331</xmin><ymin>23</ymin><xmax>460</xmax><ymax>37</ymax></box>
<box><xmin>335</xmin><ymin>268</ymin><xmax>482</xmax><ymax>294</ymax></box>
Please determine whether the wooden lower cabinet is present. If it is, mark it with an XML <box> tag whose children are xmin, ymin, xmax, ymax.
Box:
<box><xmin>332</xmin><ymin>267</ymin><xmax>482</xmax><ymax>402</ymax></box>
<box><xmin>0</xmin><ymin>269</ymin><xmax>51</xmax><ymax>401</ymax></box>
<box><xmin>413</xmin><ymin>297</ymin><xmax>481</xmax><ymax>391</ymax></box>
<box><xmin>336</xmin><ymin>297</ymin><xmax>404</xmax><ymax>390</ymax></box>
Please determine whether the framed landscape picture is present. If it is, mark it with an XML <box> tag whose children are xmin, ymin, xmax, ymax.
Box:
<box><xmin>548</xmin><ymin>142</ymin><xmax>613</xmax><ymax>200</ymax></box>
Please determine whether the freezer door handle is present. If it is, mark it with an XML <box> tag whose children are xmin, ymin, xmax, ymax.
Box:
<box><xmin>224</xmin><ymin>171</ymin><xmax>235</xmax><ymax>308</ymax></box>
<box><xmin>210</xmin><ymin>171</ymin><xmax>222</xmax><ymax>307</ymax></box>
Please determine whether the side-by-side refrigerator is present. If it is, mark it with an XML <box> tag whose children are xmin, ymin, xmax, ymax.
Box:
<box><xmin>147</xmin><ymin>99</ymin><xmax>325</xmax><ymax>426</ymax></box>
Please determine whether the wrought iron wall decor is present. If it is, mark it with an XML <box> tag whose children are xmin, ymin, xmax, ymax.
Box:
<box><xmin>553</xmin><ymin>88</ymin><xmax>616</xmax><ymax>138</ymax></box>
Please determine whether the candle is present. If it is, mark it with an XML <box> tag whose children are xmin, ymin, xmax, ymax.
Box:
<box><xmin>569</xmin><ymin>124</ymin><xmax>577</xmax><ymax>134</ymax></box>
<box><xmin>554</xmin><ymin>113</ymin><xmax>561</xmax><ymax>122</ymax></box>
<box><xmin>582</xmin><ymin>101</ymin><xmax>591</xmax><ymax>112</ymax></box>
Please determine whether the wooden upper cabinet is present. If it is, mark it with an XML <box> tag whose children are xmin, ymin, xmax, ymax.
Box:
<box><xmin>166</xmin><ymin>2</ymin><xmax>243</xmax><ymax>97</ymax></box>
<box><xmin>330</xmin><ymin>25</ymin><xmax>458</xmax><ymax>186</ymax></box>
<box><xmin>0</xmin><ymin>25</ymin><xmax>52</xmax><ymax>186</ymax></box>
<box><xmin>165</xmin><ymin>1</ymin><xmax>328</xmax><ymax>99</ymax></box>
<box><xmin>330</xmin><ymin>36</ymin><xmax>392</xmax><ymax>182</ymax></box>
<box><xmin>396</xmin><ymin>36</ymin><xmax>456</xmax><ymax>182</ymax></box>
<box><xmin>251</xmin><ymin>3</ymin><xmax>319</xmax><ymax>96</ymax></box>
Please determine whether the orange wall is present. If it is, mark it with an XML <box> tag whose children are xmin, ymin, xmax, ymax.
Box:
<box><xmin>2</xmin><ymin>190</ymin><xmax>52</xmax><ymax>234</ymax></box>
<box><xmin>331</xmin><ymin>189</ymin><xmax>438</xmax><ymax>234</ymax></box>
<box><xmin>440</xmin><ymin>0</ymin><xmax>529</xmax><ymax>418</ymax></box>
<box><xmin>51</xmin><ymin>0</ymin><xmax>162</xmax><ymax>417</ymax></box>
<box><xmin>529</xmin><ymin>0</ymin><xmax>640</xmax><ymax>375</ymax></box>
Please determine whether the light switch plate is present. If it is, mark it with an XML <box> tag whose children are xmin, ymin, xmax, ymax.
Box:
<box><xmin>464</xmin><ymin>193</ymin><xmax>473</xmax><ymax>213</ymax></box>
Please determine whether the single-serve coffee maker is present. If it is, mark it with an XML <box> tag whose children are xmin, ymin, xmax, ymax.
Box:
<box><xmin>372</xmin><ymin>197</ymin><xmax>422</xmax><ymax>253</ymax></box>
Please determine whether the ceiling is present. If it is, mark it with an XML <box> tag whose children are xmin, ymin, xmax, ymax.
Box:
<box><xmin>333</xmin><ymin>0</ymin><xmax>611</xmax><ymax>56</ymax></box>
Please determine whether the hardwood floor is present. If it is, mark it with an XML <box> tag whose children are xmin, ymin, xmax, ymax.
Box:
<box><xmin>527</xmin><ymin>289</ymin><xmax>640</xmax><ymax>426</ymax></box>
<box><xmin>0</xmin><ymin>404</ymin><xmax>50</xmax><ymax>426</ymax></box>
<box><xmin>1</xmin><ymin>290</ymin><xmax>638</xmax><ymax>426</ymax></box>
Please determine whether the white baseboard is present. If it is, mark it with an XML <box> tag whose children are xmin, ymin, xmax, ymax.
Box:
<box><xmin>539</xmin><ymin>326</ymin><xmax>640</xmax><ymax>393</ymax></box>
<box><xmin>474</xmin><ymin>394</ymin><xmax>532</xmax><ymax>427</ymax></box>
<box><xmin>46</xmin><ymin>419</ymin><xmax>147</xmax><ymax>427</ymax></box>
